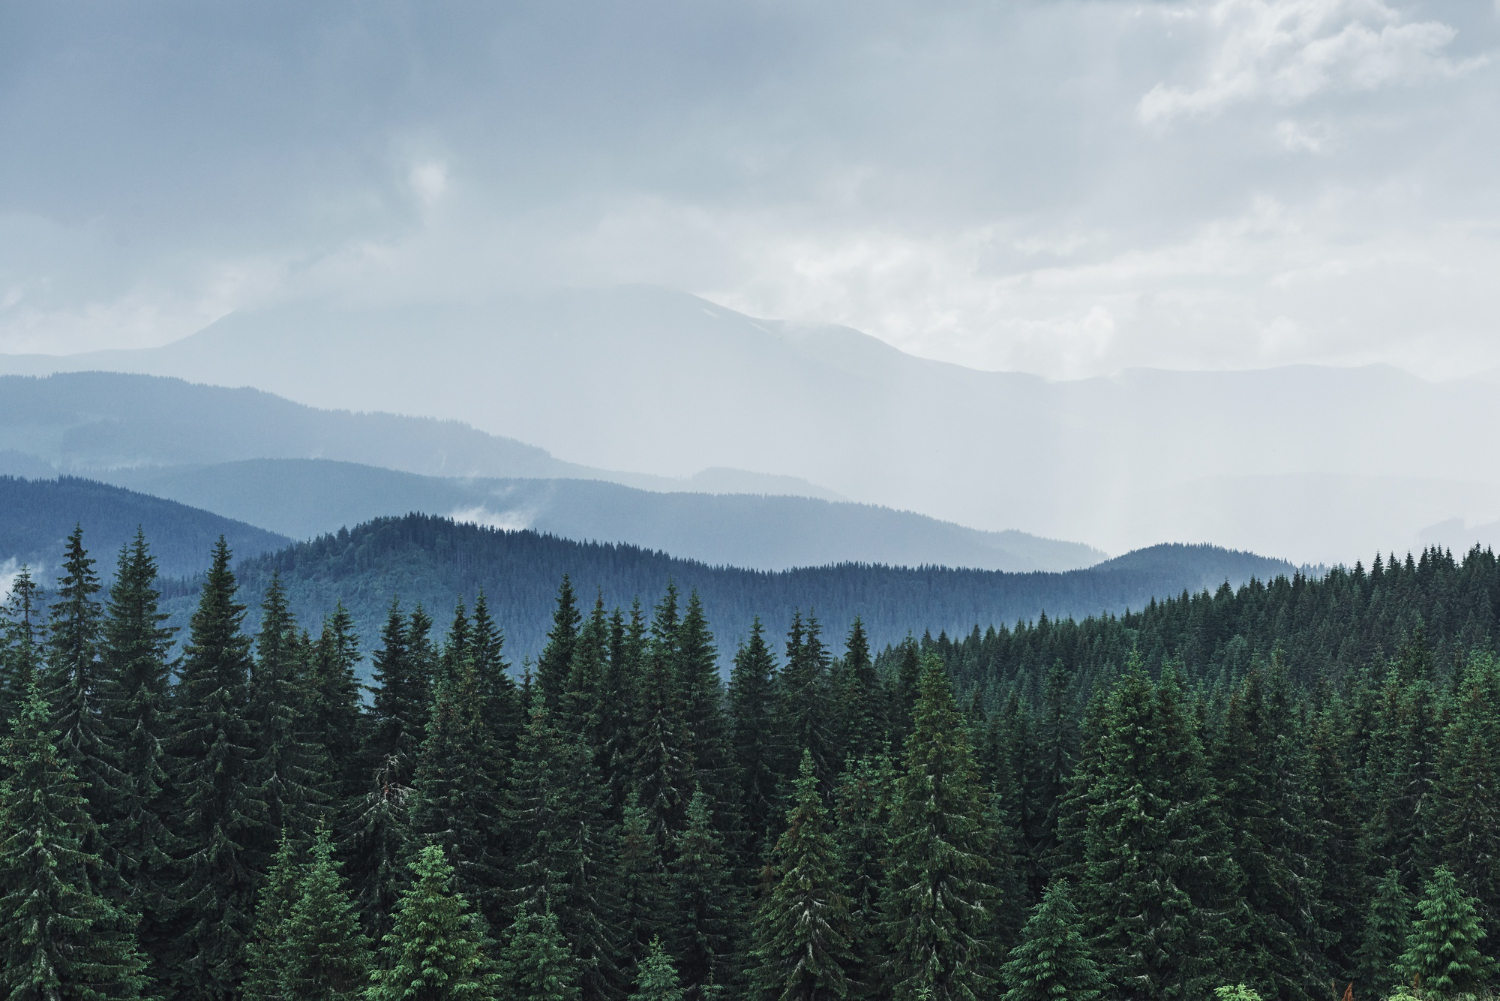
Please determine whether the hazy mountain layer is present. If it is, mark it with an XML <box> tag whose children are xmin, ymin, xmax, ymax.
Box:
<box><xmin>0</xmin><ymin>476</ymin><xmax>290</xmax><ymax>580</ymax></box>
<box><xmin>159</xmin><ymin>513</ymin><xmax>1298</xmax><ymax>668</ymax></box>
<box><xmin>98</xmin><ymin>458</ymin><xmax>1104</xmax><ymax>572</ymax></box>
<box><xmin>3</xmin><ymin>287</ymin><xmax>1497</xmax><ymax>562</ymax></box>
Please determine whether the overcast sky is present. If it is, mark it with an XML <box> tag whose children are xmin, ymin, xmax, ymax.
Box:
<box><xmin>1</xmin><ymin>0</ymin><xmax>1496</xmax><ymax>379</ymax></box>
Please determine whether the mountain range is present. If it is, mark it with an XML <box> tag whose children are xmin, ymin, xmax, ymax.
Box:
<box><xmin>2</xmin><ymin>286</ymin><xmax>1496</xmax><ymax>563</ymax></box>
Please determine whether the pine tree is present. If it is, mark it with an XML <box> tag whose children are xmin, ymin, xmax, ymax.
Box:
<box><xmin>728</xmin><ymin>619</ymin><xmax>779</xmax><ymax>864</ymax></box>
<box><xmin>369</xmin><ymin>845</ymin><xmax>499</xmax><ymax>1001</ymax></box>
<box><xmin>630</xmin><ymin>939</ymin><xmax>687</xmax><ymax>1001</ymax></box>
<box><xmin>471</xmin><ymin>592</ymin><xmax>522</xmax><ymax>763</ymax></box>
<box><xmin>619</xmin><ymin>791</ymin><xmax>670</xmax><ymax>980</ymax></box>
<box><xmin>166</xmin><ymin>536</ymin><xmax>267</xmax><ymax>1000</ymax></box>
<box><xmin>281</xmin><ymin>826</ymin><xmax>372</xmax><ymax>1001</ymax></box>
<box><xmin>97</xmin><ymin>531</ymin><xmax>177</xmax><ymax>980</ymax></box>
<box><xmin>1429</xmin><ymin>653</ymin><xmax>1500</xmax><ymax>935</ymax></box>
<box><xmin>1027</xmin><ymin>661</ymin><xmax>1076</xmax><ymax>886</ymax></box>
<box><xmin>505</xmin><ymin>690</ymin><xmax>621</xmax><ymax>1001</ymax></box>
<box><xmin>881</xmin><ymin>657</ymin><xmax>1001</xmax><ymax>1001</ymax></box>
<box><xmin>1397</xmin><ymin>865</ymin><xmax>1491</xmax><ymax>996</ymax></box>
<box><xmin>244</xmin><ymin>831</ymin><xmax>304</xmax><ymax>1001</ymax></box>
<box><xmin>999</xmin><ymin>881</ymin><xmax>1104</xmax><ymax>1001</ymax></box>
<box><xmin>831</xmin><ymin>755</ymin><xmax>895</xmax><ymax>998</ymax></box>
<box><xmin>598</xmin><ymin>606</ymin><xmax>640</xmax><ymax>816</ymax></box>
<box><xmin>633</xmin><ymin>588</ymin><xmax>693</xmax><ymax>847</ymax></box>
<box><xmin>676</xmin><ymin>592</ymin><xmax>733</xmax><ymax>831</ymax></box>
<box><xmin>776</xmin><ymin>613</ymin><xmax>833</xmax><ymax>788</ymax></box>
<box><xmin>42</xmin><ymin>525</ymin><xmax>120</xmax><ymax>837</ymax></box>
<box><xmin>749</xmin><ymin>750</ymin><xmax>856</xmax><ymax>1001</ymax></box>
<box><xmin>499</xmin><ymin>906</ymin><xmax>580</xmax><ymax>1001</ymax></box>
<box><xmin>306</xmin><ymin>603</ymin><xmax>367</xmax><ymax>814</ymax></box>
<box><xmin>1357</xmin><ymin>867</ymin><xmax>1412</xmax><ymax>994</ymax></box>
<box><xmin>537</xmin><ymin>577</ymin><xmax>583</xmax><ymax>711</ymax></box>
<box><xmin>0</xmin><ymin>565</ymin><xmax>43</xmax><ymax>729</ymax></box>
<box><xmin>835</xmin><ymin>619</ymin><xmax>880</xmax><ymax>763</ymax></box>
<box><xmin>249</xmin><ymin>573</ymin><xmax>324</xmax><ymax>842</ymax></box>
<box><xmin>888</xmin><ymin>639</ymin><xmax>921</xmax><ymax>754</ymax></box>
<box><xmin>0</xmin><ymin>681</ymin><xmax>148</xmax><ymax>1001</ymax></box>
<box><xmin>671</xmin><ymin>788</ymin><xmax>745</xmax><ymax>1000</ymax></box>
<box><xmin>1076</xmin><ymin>665</ymin><xmax>1238</xmax><ymax>1001</ymax></box>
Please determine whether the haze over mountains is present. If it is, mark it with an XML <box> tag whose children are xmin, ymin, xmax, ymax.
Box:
<box><xmin>3</xmin><ymin>286</ymin><xmax>1495</xmax><ymax>565</ymax></box>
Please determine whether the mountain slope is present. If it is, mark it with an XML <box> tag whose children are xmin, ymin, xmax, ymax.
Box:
<box><xmin>163</xmin><ymin>513</ymin><xmax>1299</xmax><ymax>668</ymax></box>
<box><xmin>0</xmin><ymin>476</ymin><xmax>290</xmax><ymax>579</ymax></box>
<box><xmin>2</xmin><ymin>286</ymin><xmax>1494</xmax><ymax>562</ymax></box>
<box><xmin>99</xmin><ymin>458</ymin><xmax>1105</xmax><ymax>572</ymax></box>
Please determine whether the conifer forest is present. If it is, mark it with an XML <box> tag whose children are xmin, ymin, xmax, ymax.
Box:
<box><xmin>7</xmin><ymin>526</ymin><xmax>1500</xmax><ymax>1001</ymax></box>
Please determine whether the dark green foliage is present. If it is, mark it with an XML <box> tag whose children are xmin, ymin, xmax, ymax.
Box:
<box><xmin>369</xmin><ymin>845</ymin><xmax>499</xmax><ymax>1001</ymax></box>
<box><xmin>776</xmin><ymin>613</ymin><xmax>833</xmax><ymax>787</ymax></box>
<box><xmin>166</xmin><ymin>536</ymin><xmax>266</xmax><ymax>1001</ymax></box>
<box><xmin>633</xmin><ymin>587</ymin><xmax>693</xmax><ymax>847</ymax></box>
<box><xmin>499</xmin><ymin>906</ymin><xmax>580</xmax><ymax>1001</ymax></box>
<box><xmin>1429</xmin><ymin>653</ymin><xmax>1500</xmax><ymax>934</ymax></box>
<box><xmin>0</xmin><ymin>566</ymin><xmax>43</xmax><ymax>728</ymax></box>
<box><xmin>537</xmin><ymin>577</ymin><xmax>583</xmax><ymax>711</ymax></box>
<box><xmin>97</xmin><ymin>531</ymin><xmax>177</xmax><ymax>978</ymax></box>
<box><xmin>281</xmin><ymin>827</ymin><xmax>372</xmax><ymax>1001</ymax></box>
<box><xmin>728</xmin><ymin>619</ymin><xmax>779</xmax><ymax>862</ymax></box>
<box><xmin>999</xmin><ymin>881</ymin><xmax>1104</xmax><ymax>1001</ymax></box>
<box><xmin>244</xmin><ymin>832</ymin><xmax>302</xmax><ymax>1001</ymax></box>
<box><xmin>1076</xmin><ymin>665</ymin><xmax>1238</xmax><ymax>1001</ymax></box>
<box><xmin>881</xmin><ymin>657</ymin><xmax>1001</xmax><ymax>1001</ymax></box>
<box><xmin>750</xmin><ymin>751</ymin><xmax>856</xmax><ymax>1001</ymax></box>
<box><xmin>831</xmin><ymin>755</ymin><xmax>894</xmax><ymax>997</ymax></box>
<box><xmin>305</xmin><ymin>603</ymin><xmax>367</xmax><ymax>811</ymax></box>
<box><xmin>0</xmin><ymin>682</ymin><xmax>148</xmax><ymax>1001</ymax></box>
<box><xmin>630</xmin><ymin>939</ymin><xmax>686</xmax><ymax>1001</ymax></box>
<box><xmin>249</xmin><ymin>574</ymin><xmax>324</xmax><ymax>842</ymax></box>
<box><xmin>618</xmin><ymin>791</ymin><xmax>670</xmax><ymax>979</ymax></box>
<box><xmin>833</xmin><ymin>618</ymin><xmax>880</xmax><ymax>763</ymax></box>
<box><xmin>676</xmin><ymin>592</ymin><xmax>733</xmax><ymax>829</ymax></box>
<box><xmin>1397</xmin><ymin>865</ymin><xmax>1491</xmax><ymax>996</ymax></box>
<box><xmin>670</xmin><ymin>788</ymin><xmax>745</xmax><ymax>1000</ymax></box>
<box><xmin>1357</xmin><ymin>867</ymin><xmax>1412</xmax><ymax>994</ymax></box>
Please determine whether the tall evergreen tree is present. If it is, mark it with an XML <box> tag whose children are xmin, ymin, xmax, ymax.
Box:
<box><xmin>776</xmin><ymin>614</ymin><xmax>833</xmax><ymax>788</ymax></box>
<box><xmin>42</xmin><ymin>526</ymin><xmax>119</xmax><ymax>833</ymax></box>
<box><xmin>676</xmin><ymin>592</ymin><xmax>732</xmax><ymax>829</ymax></box>
<box><xmin>0</xmin><ymin>682</ymin><xmax>148</xmax><ymax>1001</ymax></box>
<box><xmin>634</xmin><ymin>588</ymin><xmax>693</xmax><ymax>847</ymax></box>
<box><xmin>749</xmin><ymin>750</ymin><xmax>856</xmax><ymax>1001</ymax></box>
<box><xmin>999</xmin><ymin>881</ymin><xmax>1104</xmax><ymax>1001</ymax></box>
<box><xmin>248</xmin><ymin>574</ymin><xmax>323</xmax><ymax>843</ymax></box>
<box><xmin>728</xmin><ymin>620</ymin><xmax>779</xmax><ymax>863</ymax></box>
<box><xmin>1429</xmin><ymin>653</ymin><xmax>1500</xmax><ymax>934</ymax></box>
<box><xmin>630</xmin><ymin>939</ymin><xmax>687</xmax><ymax>1001</ymax></box>
<box><xmin>1397</xmin><ymin>865</ymin><xmax>1491</xmax><ymax>996</ymax></box>
<box><xmin>537</xmin><ymin>577</ymin><xmax>583</xmax><ymax>711</ymax></box>
<box><xmin>305</xmin><ymin>604</ymin><xmax>366</xmax><ymax>815</ymax></box>
<box><xmin>1357</xmin><ymin>867</ymin><xmax>1412</xmax><ymax>995</ymax></box>
<box><xmin>166</xmin><ymin>537</ymin><xmax>266</xmax><ymax>1001</ymax></box>
<box><xmin>244</xmin><ymin>832</ymin><xmax>303</xmax><ymax>1001</ymax></box>
<box><xmin>98</xmin><ymin>531</ymin><xmax>177</xmax><ymax>980</ymax></box>
<box><xmin>670</xmin><ymin>788</ymin><xmax>745</xmax><ymax>1001</ymax></box>
<box><xmin>499</xmin><ymin>906</ymin><xmax>580</xmax><ymax>1001</ymax></box>
<box><xmin>281</xmin><ymin>826</ymin><xmax>372</xmax><ymax>1001</ymax></box>
<box><xmin>835</xmin><ymin>619</ymin><xmax>879</xmax><ymax>763</ymax></box>
<box><xmin>1076</xmin><ymin>665</ymin><xmax>1238</xmax><ymax>1001</ymax></box>
<box><xmin>881</xmin><ymin>657</ymin><xmax>1001</xmax><ymax>1001</ymax></box>
<box><xmin>619</xmin><ymin>791</ymin><xmax>670</xmax><ymax>980</ymax></box>
<box><xmin>369</xmin><ymin>845</ymin><xmax>499</xmax><ymax>1001</ymax></box>
<box><xmin>0</xmin><ymin>565</ymin><xmax>42</xmax><ymax>728</ymax></box>
<box><xmin>831</xmin><ymin>755</ymin><xmax>894</xmax><ymax>998</ymax></box>
<box><xmin>472</xmin><ymin>592</ymin><xmax>522</xmax><ymax>762</ymax></box>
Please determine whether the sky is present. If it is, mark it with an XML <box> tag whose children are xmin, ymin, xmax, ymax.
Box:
<box><xmin>1</xmin><ymin>0</ymin><xmax>1497</xmax><ymax>380</ymax></box>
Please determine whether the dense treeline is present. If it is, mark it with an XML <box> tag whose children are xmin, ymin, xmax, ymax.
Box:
<box><xmin>181</xmin><ymin>512</ymin><xmax>1294</xmax><ymax>665</ymax></box>
<box><xmin>3</xmin><ymin>529</ymin><xmax>1499</xmax><ymax>1001</ymax></box>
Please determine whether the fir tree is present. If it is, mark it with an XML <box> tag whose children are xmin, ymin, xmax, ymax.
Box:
<box><xmin>499</xmin><ymin>906</ymin><xmax>580</xmax><ymax>1001</ymax></box>
<box><xmin>1357</xmin><ymin>867</ymin><xmax>1413</xmax><ymax>994</ymax></box>
<box><xmin>0</xmin><ymin>681</ymin><xmax>148</xmax><ymax>1001</ymax></box>
<box><xmin>249</xmin><ymin>574</ymin><xmax>324</xmax><ymax>842</ymax></box>
<box><xmin>1429</xmin><ymin>653</ymin><xmax>1500</xmax><ymax>934</ymax></box>
<box><xmin>671</xmin><ymin>788</ymin><xmax>745</xmax><ymax>1001</ymax></box>
<box><xmin>831</xmin><ymin>755</ymin><xmax>895</xmax><ymax>999</ymax></box>
<box><xmin>999</xmin><ymin>881</ymin><xmax>1104</xmax><ymax>1001</ymax></box>
<box><xmin>42</xmin><ymin>526</ymin><xmax>121</xmax><ymax>846</ymax></box>
<box><xmin>1076</xmin><ymin>665</ymin><xmax>1238</xmax><ymax>1001</ymax></box>
<box><xmin>306</xmin><ymin>603</ymin><xmax>367</xmax><ymax>814</ymax></box>
<box><xmin>166</xmin><ymin>537</ymin><xmax>266</xmax><ymax>1001</ymax></box>
<box><xmin>776</xmin><ymin>613</ymin><xmax>833</xmax><ymax>788</ymax></box>
<box><xmin>281</xmin><ymin>826</ymin><xmax>372</xmax><ymax>1001</ymax></box>
<box><xmin>244</xmin><ymin>831</ymin><xmax>304</xmax><ymax>1001</ymax></box>
<box><xmin>537</xmin><ymin>577</ymin><xmax>583</xmax><ymax>711</ymax></box>
<box><xmin>676</xmin><ymin>592</ymin><xmax>732</xmax><ymax>830</ymax></box>
<box><xmin>369</xmin><ymin>845</ymin><xmax>499</xmax><ymax>1001</ymax></box>
<box><xmin>749</xmin><ymin>750</ymin><xmax>856</xmax><ymax>1001</ymax></box>
<box><xmin>835</xmin><ymin>619</ymin><xmax>880</xmax><ymax>764</ymax></box>
<box><xmin>619</xmin><ymin>791</ymin><xmax>670</xmax><ymax>980</ymax></box>
<box><xmin>471</xmin><ymin>592</ymin><xmax>522</xmax><ymax>763</ymax></box>
<box><xmin>633</xmin><ymin>588</ymin><xmax>693</xmax><ymax>847</ymax></box>
<box><xmin>0</xmin><ymin>565</ymin><xmax>42</xmax><ymax>729</ymax></box>
<box><xmin>1397</xmin><ymin>865</ymin><xmax>1491</xmax><ymax>996</ymax></box>
<box><xmin>97</xmin><ymin>531</ymin><xmax>177</xmax><ymax>979</ymax></box>
<box><xmin>881</xmin><ymin>657</ymin><xmax>1001</xmax><ymax>1001</ymax></box>
<box><xmin>728</xmin><ymin>619</ymin><xmax>779</xmax><ymax>863</ymax></box>
<box><xmin>630</xmin><ymin>939</ymin><xmax>687</xmax><ymax>1001</ymax></box>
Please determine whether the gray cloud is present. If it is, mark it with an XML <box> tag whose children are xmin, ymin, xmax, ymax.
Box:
<box><xmin>1</xmin><ymin>0</ymin><xmax>1496</xmax><ymax>377</ymax></box>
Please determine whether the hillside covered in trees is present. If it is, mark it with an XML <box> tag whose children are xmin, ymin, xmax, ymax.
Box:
<box><xmin>177</xmin><ymin>512</ymin><xmax>1298</xmax><ymax>665</ymax></box>
<box><xmin>1</xmin><ymin>527</ymin><xmax>1497</xmax><ymax>1001</ymax></box>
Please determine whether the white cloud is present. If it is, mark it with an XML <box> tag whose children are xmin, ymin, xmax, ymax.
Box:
<box><xmin>448</xmin><ymin>505</ymin><xmax>533</xmax><ymax>532</ymax></box>
<box><xmin>1138</xmin><ymin>0</ymin><xmax>1480</xmax><ymax>124</ymax></box>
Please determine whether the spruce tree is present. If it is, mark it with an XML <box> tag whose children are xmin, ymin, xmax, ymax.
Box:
<box><xmin>98</xmin><ymin>531</ymin><xmax>177</xmax><ymax>979</ymax></box>
<box><xmin>1397</xmin><ymin>865</ymin><xmax>1491</xmax><ymax>996</ymax></box>
<box><xmin>881</xmin><ymin>657</ymin><xmax>1001</xmax><ymax>1001</ymax></box>
<box><xmin>1076</xmin><ymin>665</ymin><xmax>1238</xmax><ymax>1001</ymax></box>
<box><xmin>166</xmin><ymin>536</ymin><xmax>266</xmax><ymax>1000</ymax></box>
<box><xmin>471</xmin><ymin>592</ymin><xmax>522</xmax><ymax>762</ymax></box>
<box><xmin>671</xmin><ymin>788</ymin><xmax>745</xmax><ymax>1001</ymax></box>
<box><xmin>281</xmin><ymin>826</ymin><xmax>372</xmax><ymax>1001</ymax></box>
<box><xmin>831</xmin><ymin>755</ymin><xmax>895</xmax><ymax>999</ymax></box>
<box><xmin>749</xmin><ymin>750</ymin><xmax>856</xmax><ymax>1001</ymax></box>
<box><xmin>0</xmin><ymin>565</ymin><xmax>42</xmax><ymax>729</ymax></box>
<box><xmin>776</xmin><ymin>613</ymin><xmax>833</xmax><ymax>788</ymax></box>
<box><xmin>498</xmin><ymin>906</ymin><xmax>580</xmax><ymax>1001</ymax></box>
<box><xmin>999</xmin><ymin>880</ymin><xmax>1104</xmax><ymax>1001</ymax></box>
<box><xmin>1357</xmin><ymin>867</ymin><xmax>1413</xmax><ymax>994</ymax></box>
<box><xmin>244</xmin><ymin>832</ymin><xmax>303</xmax><ymax>1001</ymax></box>
<box><xmin>676</xmin><ymin>592</ymin><xmax>732</xmax><ymax>830</ymax></box>
<box><xmin>369</xmin><ymin>845</ymin><xmax>499</xmax><ymax>1001</ymax></box>
<box><xmin>306</xmin><ymin>603</ymin><xmax>367</xmax><ymax>815</ymax></box>
<box><xmin>537</xmin><ymin>577</ymin><xmax>583</xmax><ymax>711</ymax></box>
<box><xmin>633</xmin><ymin>588</ymin><xmax>693</xmax><ymax>847</ymax></box>
<box><xmin>619</xmin><ymin>791</ymin><xmax>670</xmax><ymax>980</ymax></box>
<box><xmin>728</xmin><ymin>619</ymin><xmax>779</xmax><ymax>864</ymax></box>
<box><xmin>249</xmin><ymin>574</ymin><xmax>324</xmax><ymax>842</ymax></box>
<box><xmin>835</xmin><ymin>619</ymin><xmax>880</xmax><ymax>763</ymax></box>
<box><xmin>0</xmin><ymin>681</ymin><xmax>148</xmax><ymax>1001</ymax></box>
<box><xmin>1429</xmin><ymin>653</ymin><xmax>1500</xmax><ymax>934</ymax></box>
<box><xmin>630</xmin><ymin>939</ymin><xmax>687</xmax><ymax>1001</ymax></box>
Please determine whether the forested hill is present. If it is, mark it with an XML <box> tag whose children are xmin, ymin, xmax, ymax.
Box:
<box><xmin>168</xmin><ymin>512</ymin><xmax>1298</xmax><ymax>664</ymax></box>
<box><xmin>0</xmin><ymin>475</ymin><xmax>290</xmax><ymax>578</ymax></box>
